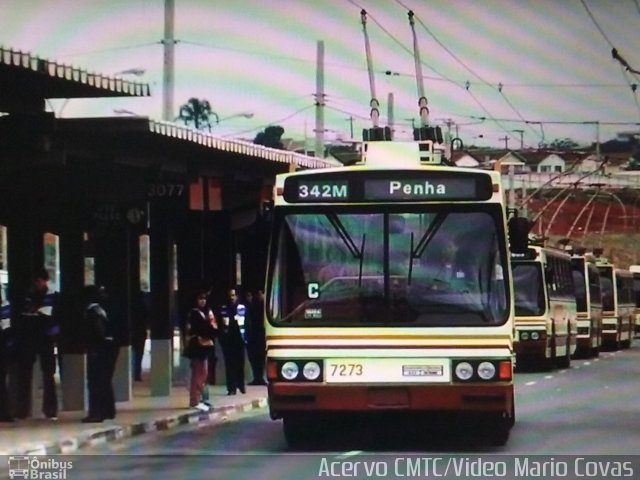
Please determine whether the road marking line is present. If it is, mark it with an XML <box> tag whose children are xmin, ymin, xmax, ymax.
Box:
<box><xmin>336</xmin><ymin>451</ymin><xmax>362</xmax><ymax>459</ymax></box>
<box><xmin>525</xmin><ymin>381</ymin><xmax>536</xmax><ymax>386</ymax></box>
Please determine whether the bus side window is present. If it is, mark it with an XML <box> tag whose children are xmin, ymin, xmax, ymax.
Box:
<box><xmin>589</xmin><ymin>273</ymin><xmax>602</xmax><ymax>305</ymax></box>
<box><xmin>545</xmin><ymin>264</ymin><xmax>555</xmax><ymax>293</ymax></box>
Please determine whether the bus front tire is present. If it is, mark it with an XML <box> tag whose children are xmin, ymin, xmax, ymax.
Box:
<box><xmin>490</xmin><ymin>422</ymin><xmax>511</xmax><ymax>446</ymax></box>
<box><xmin>283</xmin><ymin>415</ymin><xmax>311</xmax><ymax>449</ymax></box>
<box><xmin>486</xmin><ymin>398</ymin><xmax>514</xmax><ymax>446</ymax></box>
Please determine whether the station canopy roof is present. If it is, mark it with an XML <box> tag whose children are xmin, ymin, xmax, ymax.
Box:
<box><xmin>0</xmin><ymin>45</ymin><xmax>150</xmax><ymax>112</ymax></box>
<box><xmin>0</xmin><ymin>45</ymin><xmax>339</xmax><ymax>170</ymax></box>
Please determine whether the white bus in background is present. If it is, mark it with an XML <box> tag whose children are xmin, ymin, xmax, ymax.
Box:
<box><xmin>571</xmin><ymin>252</ymin><xmax>603</xmax><ymax>358</ymax></box>
<box><xmin>597</xmin><ymin>260</ymin><xmax>634</xmax><ymax>349</ymax></box>
<box><xmin>629</xmin><ymin>265</ymin><xmax>640</xmax><ymax>336</ymax></box>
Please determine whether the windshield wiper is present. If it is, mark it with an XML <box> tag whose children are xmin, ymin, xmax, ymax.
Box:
<box><xmin>408</xmin><ymin>212</ymin><xmax>447</xmax><ymax>285</ymax></box>
<box><xmin>326</xmin><ymin>213</ymin><xmax>366</xmax><ymax>287</ymax></box>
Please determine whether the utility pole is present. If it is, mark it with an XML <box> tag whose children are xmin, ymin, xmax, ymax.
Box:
<box><xmin>387</xmin><ymin>92</ymin><xmax>394</xmax><ymax>140</ymax></box>
<box><xmin>444</xmin><ymin>119</ymin><xmax>454</xmax><ymax>147</ymax></box>
<box><xmin>595</xmin><ymin>120</ymin><xmax>601</xmax><ymax>161</ymax></box>
<box><xmin>162</xmin><ymin>0</ymin><xmax>175</xmax><ymax>122</ymax></box>
<box><xmin>499</xmin><ymin>135</ymin><xmax>509</xmax><ymax>149</ymax></box>
<box><xmin>314</xmin><ymin>40</ymin><xmax>325</xmax><ymax>158</ymax></box>
<box><xmin>512</xmin><ymin>129</ymin><xmax>524</xmax><ymax>149</ymax></box>
<box><xmin>346</xmin><ymin>117</ymin><xmax>354</xmax><ymax>139</ymax></box>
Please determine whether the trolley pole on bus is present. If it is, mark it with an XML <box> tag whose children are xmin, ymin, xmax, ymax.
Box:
<box><xmin>509</xmin><ymin>164</ymin><xmax>516</xmax><ymax>209</ymax></box>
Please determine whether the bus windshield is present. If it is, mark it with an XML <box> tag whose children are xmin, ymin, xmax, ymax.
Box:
<box><xmin>267</xmin><ymin>206</ymin><xmax>509</xmax><ymax>327</ymax></box>
<box><xmin>572</xmin><ymin>268</ymin><xmax>588</xmax><ymax>313</ymax></box>
<box><xmin>598</xmin><ymin>267</ymin><xmax>614</xmax><ymax>311</ymax></box>
<box><xmin>512</xmin><ymin>262</ymin><xmax>545</xmax><ymax>316</ymax></box>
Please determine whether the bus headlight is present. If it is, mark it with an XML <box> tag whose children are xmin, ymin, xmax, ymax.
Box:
<box><xmin>281</xmin><ymin>361</ymin><xmax>299</xmax><ymax>380</ymax></box>
<box><xmin>477</xmin><ymin>361</ymin><xmax>496</xmax><ymax>380</ymax></box>
<box><xmin>520</xmin><ymin>331</ymin><xmax>529</xmax><ymax>341</ymax></box>
<box><xmin>303</xmin><ymin>361</ymin><xmax>321</xmax><ymax>380</ymax></box>
<box><xmin>455</xmin><ymin>362</ymin><xmax>474</xmax><ymax>380</ymax></box>
<box><xmin>530</xmin><ymin>331</ymin><xmax>540</xmax><ymax>340</ymax></box>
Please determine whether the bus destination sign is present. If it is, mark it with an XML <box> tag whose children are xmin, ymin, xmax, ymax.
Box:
<box><xmin>283</xmin><ymin>171</ymin><xmax>492</xmax><ymax>203</ymax></box>
<box><xmin>364</xmin><ymin>177</ymin><xmax>480</xmax><ymax>201</ymax></box>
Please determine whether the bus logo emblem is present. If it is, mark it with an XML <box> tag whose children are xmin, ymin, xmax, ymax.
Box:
<box><xmin>8</xmin><ymin>456</ymin><xmax>29</xmax><ymax>479</ymax></box>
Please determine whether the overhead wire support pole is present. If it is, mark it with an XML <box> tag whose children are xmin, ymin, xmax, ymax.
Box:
<box><xmin>315</xmin><ymin>40</ymin><xmax>326</xmax><ymax>159</ymax></box>
<box><xmin>162</xmin><ymin>0</ymin><xmax>176</xmax><ymax>122</ymax></box>
<box><xmin>361</xmin><ymin>10</ymin><xmax>380</xmax><ymax>128</ymax></box>
<box><xmin>408</xmin><ymin>10</ymin><xmax>429</xmax><ymax>127</ymax></box>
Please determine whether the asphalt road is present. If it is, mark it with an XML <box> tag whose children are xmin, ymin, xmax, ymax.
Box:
<box><xmin>6</xmin><ymin>345</ymin><xmax>640</xmax><ymax>480</ymax></box>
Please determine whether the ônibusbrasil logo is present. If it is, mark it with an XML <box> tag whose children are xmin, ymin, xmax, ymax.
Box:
<box><xmin>8</xmin><ymin>456</ymin><xmax>73</xmax><ymax>479</ymax></box>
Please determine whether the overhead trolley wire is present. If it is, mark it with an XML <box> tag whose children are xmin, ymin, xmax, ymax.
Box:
<box><xmin>394</xmin><ymin>0</ymin><xmax>531</xmax><ymax>145</ymax></box>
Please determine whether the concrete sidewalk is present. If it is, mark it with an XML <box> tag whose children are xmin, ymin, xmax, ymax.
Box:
<box><xmin>0</xmin><ymin>379</ymin><xmax>268</xmax><ymax>455</ymax></box>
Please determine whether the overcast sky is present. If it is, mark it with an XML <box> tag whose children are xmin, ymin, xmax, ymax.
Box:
<box><xmin>1</xmin><ymin>0</ymin><xmax>640</xmax><ymax>148</ymax></box>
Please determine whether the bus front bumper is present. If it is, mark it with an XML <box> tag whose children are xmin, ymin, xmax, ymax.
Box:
<box><xmin>268</xmin><ymin>383</ymin><xmax>513</xmax><ymax>419</ymax></box>
<box><xmin>514</xmin><ymin>338</ymin><xmax>547</xmax><ymax>357</ymax></box>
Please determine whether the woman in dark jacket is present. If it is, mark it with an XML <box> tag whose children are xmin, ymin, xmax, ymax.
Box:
<box><xmin>184</xmin><ymin>289</ymin><xmax>218</xmax><ymax>411</ymax></box>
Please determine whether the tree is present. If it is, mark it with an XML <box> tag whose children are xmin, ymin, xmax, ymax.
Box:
<box><xmin>253</xmin><ymin>126</ymin><xmax>285</xmax><ymax>149</ymax></box>
<box><xmin>548</xmin><ymin>137</ymin><xmax>580</xmax><ymax>151</ymax></box>
<box><xmin>176</xmin><ymin>98</ymin><xmax>219</xmax><ymax>131</ymax></box>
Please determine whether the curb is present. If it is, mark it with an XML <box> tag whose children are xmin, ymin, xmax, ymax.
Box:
<box><xmin>6</xmin><ymin>397</ymin><xmax>268</xmax><ymax>455</ymax></box>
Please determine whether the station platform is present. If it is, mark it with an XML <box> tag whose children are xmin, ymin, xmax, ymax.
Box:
<box><xmin>0</xmin><ymin>377</ymin><xmax>268</xmax><ymax>455</ymax></box>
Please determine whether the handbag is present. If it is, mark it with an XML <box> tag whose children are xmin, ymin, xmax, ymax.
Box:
<box><xmin>196</xmin><ymin>336</ymin><xmax>213</xmax><ymax>347</ymax></box>
<box><xmin>182</xmin><ymin>334</ymin><xmax>213</xmax><ymax>359</ymax></box>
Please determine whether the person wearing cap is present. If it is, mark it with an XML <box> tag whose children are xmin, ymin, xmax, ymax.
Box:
<box><xmin>82</xmin><ymin>285</ymin><xmax>118</xmax><ymax>423</ymax></box>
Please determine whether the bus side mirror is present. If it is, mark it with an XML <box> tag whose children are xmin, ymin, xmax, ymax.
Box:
<box><xmin>508</xmin><ymin>216</ymin><xmax>531</xmax><ymax>254</ymax></box>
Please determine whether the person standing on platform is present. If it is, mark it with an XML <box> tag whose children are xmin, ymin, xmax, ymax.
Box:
<box><xmin>246</xmin><ymin>289</ymin><xmax>267</xmax><ymax>386</ymax></box>
<box><xmin>82</xmin><ymin>285</ymin><xmax>119</xmax><ymax>423</ymax></box>
<box><xmin>205</xmin><ymin>284</ymin><xmax>218</xmax><ymax>387</ymax></box>
<box><xmin>0</xmin><ymin>287</ymin><xmax>14</xmax><ymax>422</ymax></box>
<box><xmin>183</xmin><ymin>288</ymin><xmax>218</xmax><ymax>411</ymax></box>
<box><xmin>219</xmin><ymin>288</ymin><xmax>247</xmax><ymax>395</ymax></box>
<box><xmin>14</xmin><ymin>268</ymin><xmax>59</xmax><ymax>420</ymax></box>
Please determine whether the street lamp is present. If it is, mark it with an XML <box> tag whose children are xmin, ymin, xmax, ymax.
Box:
<box><xmin>51</xmin><ymin>68</ymin><xmax>146</xmax><ymax>118</ymax></box>
<box><xmin>113</xmin><ymin>68</ymin><xmax>146</xmax><ymax>77</ymax></box>
<box><xmin>113</xmin><ymin>109</ymin><xmax>142</xmax><ymax>116</ymax></box>
<box><xmin>217</xmin><ymin>112</ymin><xmax>254</xmax><ymax>123</ymax></box>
